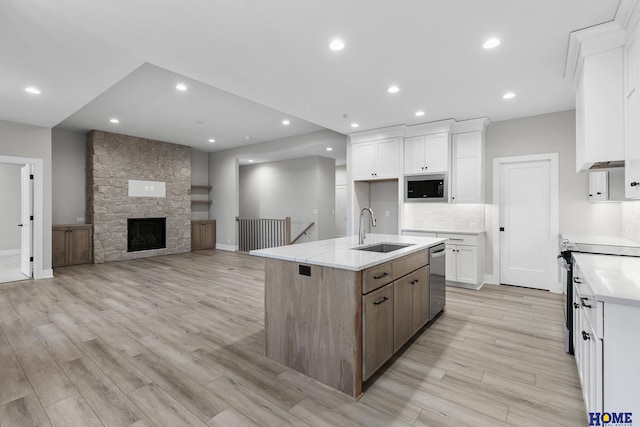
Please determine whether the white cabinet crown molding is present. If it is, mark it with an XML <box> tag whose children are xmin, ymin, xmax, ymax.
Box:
<box><xmin>451</xmin><ymin>117</ymin><xmax>490</xmax><ymax>134</ymax></box>
<box><xmin>616</xmin><ymin>0</ymin><xmax>640</xmax><ymax>35</ymax></box>
<box><xmin>564</xmin><ymin>22</ymin><xmax>626</xmax><ymax>87</ymax></box>
<box><xmin>349</xmin><ymin>125</ymin><xmax>405</xmax><ymax>144</ymax></box>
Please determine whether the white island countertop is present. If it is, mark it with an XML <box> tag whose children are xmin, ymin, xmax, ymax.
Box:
<box><xmin>573</xmin><ymin>253</ymin><xmax>640</xmax><ymax>307</ymax></box>
<box><xmin>562</xmin><ymin>233</ymin><xmax>640</xmax><ymax>247</ymax></box>
<box><xmin>250</xmin><ymin>234</ymin><xmax>446</xmax><ymax>271</ymax></box>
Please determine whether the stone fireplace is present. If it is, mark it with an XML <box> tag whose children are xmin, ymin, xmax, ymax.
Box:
<box><xmin>87</xmin><ymin>130</ymin><xmax>191</xmax><ymax>263</ymax></box>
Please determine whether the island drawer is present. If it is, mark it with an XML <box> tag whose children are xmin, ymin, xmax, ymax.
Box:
<box><xmin>363</xmin><ymin>262</ymin><xmax>393</xmax><ymax>294</ymax></box>
<box><xmin>393</xmin><ymin>249</ymin><xmax>428</xmax><ymax>280</ymax></box>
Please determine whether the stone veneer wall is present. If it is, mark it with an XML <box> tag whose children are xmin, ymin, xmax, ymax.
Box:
<box><xmin>87</xmin><ymin>130</ymin><xmax>191</xmax><ymax>263</ymax></box>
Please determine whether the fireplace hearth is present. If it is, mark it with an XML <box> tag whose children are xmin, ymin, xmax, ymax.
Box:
<box><xmin>128</xmin><ymin>218</ymin><xmax>166</xmax><ymax>252</ymax></box>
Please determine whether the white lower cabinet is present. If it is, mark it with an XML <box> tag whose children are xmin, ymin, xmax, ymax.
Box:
<box><xmin>573</xmin><ymin>259</ymin><xmax>640</xmax><ymax>420</ymax></box>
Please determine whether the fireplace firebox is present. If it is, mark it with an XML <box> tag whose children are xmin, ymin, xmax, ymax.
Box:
<box><xmin>127</xmin><ymin>218</ymin><xmax>166</xmax><ymax>252</ymax></box>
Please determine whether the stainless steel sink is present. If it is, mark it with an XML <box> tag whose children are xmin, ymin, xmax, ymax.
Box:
<box><xmin>353</xmin><ymin>243</ymin><xmax>414</xmax><ymax>253</ymax></box>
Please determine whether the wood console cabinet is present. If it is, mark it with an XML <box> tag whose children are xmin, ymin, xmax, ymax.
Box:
<box><xmin>52</xmin><ymin>224</ymin><xmax>93</xmax><ymax>267</ymax></box>
<box><xmin>191</xmin><ymin>220</ymin><xmax>216</xmax><ymax>250</ymax></box>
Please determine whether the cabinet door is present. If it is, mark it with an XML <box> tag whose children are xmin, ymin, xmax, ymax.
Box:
<box><xmin>352</xmin><ymin>142</ymin><xmax>375</xmax><ymax>180</ymax></box>
<box><xmin>191</xmin><ymin>222</ymin><xmax>202</xmax><ymax>250</ymax></box>
<box><xmin>588</xmin><ymin>171</ymin><xmax>609</xmax><ymax>202</ymax></box>
<box><xmin>52</xmin><ymin>227</ymin><xmax>68</xmax><ymax>268</ymax></box>
<box><xmin>445</xmin><ymin>246</ymin><xmax>457</xmax><ymax>281</ymax></box>
<box><xmin>201</xmin><ymin>222</ymin><xmax>216</xmax><ymax>249</ymax></box>
<box><xmin>451</xmin><ymin>132</ymin><xmax>483</xmax><ymax>203</ymax></box>
<box><xmin>68</xmin><ymin>227</ymin><xmax>92</xmax><ymax>265</ymax></box>
<box><xmin>393</xmin><ymin>276</ymin><xmax>413</xmax><ymax>352</ymax></box>
<box><xmin>362</xmin><ymin>284</ymin><xmax>394</xmax><ymax>380</ymax></box>
<box><xmin>375</xmin><ymin>139</ymin><xmax>398</xmax><ymax>179</ymax></box>
<box><xmin>626</xmin><ymin>33</ymin><xmax>640</xmax><ymax>198</ymax></box>
<box><xmin>424</xmin><ymin>132</ymin><xmax>448</xmax><ymax>172</ymax></box>
<box><xmin>455</xmin><ymin>246</ymin><xmax>477</xmax><ymax>284</ymax></box>
<box><xmin>404</xmin><ymin>136</ymin><xmax>426</xmax><ymax>174</ymax></box>
<box><xmin>573</xmin><ymin>284</ymin><xmax>581</xmax><ymax>369</ymax></box>
<box><xmin>412</xmin><ymin>266</ymin><xmax>430</xmax><ymax>332</ymax></box>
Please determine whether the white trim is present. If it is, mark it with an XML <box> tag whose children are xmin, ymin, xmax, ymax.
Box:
<box><xmin>215</xmin><ymin>243</ymin><xmax>237</xmax><ymax>252</ymax></box>
<box><xmin>484</xmin><ymin>273</ymin><xmax>498</xmax><ymax>286</ymax></box>
<box><xmin>0</xmin><ymin>155</ymin><xmax>46</xmax><ymax>280</ymax></box>
<box><xmin>0</xmin><ymin>249</ymin><xmax>20</xmax><ymax>256</ymax></box>
<box><xmin>492</xmin><ymin>153</ymin><xmax>560</xmax><ymax>293</ymax></box>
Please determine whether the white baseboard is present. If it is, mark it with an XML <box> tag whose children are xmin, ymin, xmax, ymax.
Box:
<box><xmin>0</xmin><ymin>249</ymin><xmax>20</xmax><ymax>256</ymax></box>
<box><xmin>483</xmin><ymin>274</ymin><xmax>498</xmax><ymax>285</ymax></box>
<box><xmin>215</xmin><ymin>244</ymin><xmax>237</xmax><ymax>252</ymax></box>
<box><xmin>35</xmin><ymin>269</ymin><xmax>54</xmax><ymax>279</ymax></box>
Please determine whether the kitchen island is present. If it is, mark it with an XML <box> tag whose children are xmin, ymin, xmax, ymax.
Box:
<box><xmin>251</xmin><ymin>234</ymin><xmax>446</xmax><ymax>398</ymax></box>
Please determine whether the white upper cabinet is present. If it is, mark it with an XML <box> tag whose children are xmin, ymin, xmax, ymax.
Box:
<box><xmin>404</xmin><ymin>132</ymin><xmax>449</xmax><ymax>175</ymax></box>
<box><xmin>451</xmin><ymin>131</ymin><xmax>484</xmax><ymax>203</ymax></box>
<box><xmin>352</xmin><ymin>138</ymin><xmax>399</xmax><ymax>181</ymax></box>
<box><xmin>588</xmin><ymin>171</ymin><xmax>609</xmax><ymax>202</ymax></box>
<box><xmin>565</xmin><ymin>23</ymin><xmax>626</xmax><ymax>172</ymax></box>
<box><xmin>625</xmin><ymin>16</ymin><xmax>640</xmax><ymax>198</ymax></box>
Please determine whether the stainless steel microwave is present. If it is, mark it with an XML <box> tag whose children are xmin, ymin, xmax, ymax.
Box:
<box><xmin>405</xmin><ymin>174</ymin><xmax>447</xmax><ymax>202</ymax></box>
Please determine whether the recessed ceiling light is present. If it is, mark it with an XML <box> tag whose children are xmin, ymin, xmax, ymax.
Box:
<box><xmin>350</xmin><ymin>123</ymin><xmax>360</xmax><ymax>128</ymax></box>
<box><xmin>25</xmin><ymin>87</ymin><xmax>41</xmax><ymax>95</ymax></box>
<box><xmin>248</xmin><ymin>159</ymin><xmax>254</xmax><ymax>163</ymax></box>
<box><xmin>387</xmin><ymin>85</ymin><xmax>400</xmax><ymax>94</ymax></box>
<box><xmin>176</xmin><ymin>83</ymin><xmax>187</xmax><ymax>91</ymax></box>
<box><xmin>329</xmin><ymin>39</ymin><xmax>345</xmax><ymax>51</ymax></box>
<box><xmin>208</xmin><ymin>139</ymin><xmax>215</xmax><ymax>143</ymax></box>
<box><xmin>109</xmin><ymin>118</ymin><xmax>120</xmax><ymax>124</ymax></box>
<box><xmin>483</xmin><ymin>38</ymin><xmax>501</xmax><ymax>49</ymax></box>
<box><xmin>326</xmin><ymin>147</ymin><xmax>333</xmax><ymax>152</ymax></box>
<box><xmin>244</xmin><ymin>136</ymin><xmax>251</xmax><ymax>140</ymax></box>
<box><xmin>415</xmin><ymin>110</ymin><xmax>425</xmax><ymax>117</ymax></box>
<box><xmin>503</xmin><ymin>92</ymin><xmax>516</xmax><ymax>99</ymax></box>
<box><xmin>282</xmin><ymin>119</ymin><xmax>290</xmax><ymax>126</ymax></box>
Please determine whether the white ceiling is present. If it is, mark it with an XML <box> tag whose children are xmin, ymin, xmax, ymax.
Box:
<box><xmin>0</xmin><ymin>0</ymin><xmax>620</xmax><ymax>161</ymax></box>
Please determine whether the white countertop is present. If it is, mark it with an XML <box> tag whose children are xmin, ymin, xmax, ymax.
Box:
<box><xmin>562</xmin><ymin>233</ymin><xmax>640</xmax><ymax>247</ymax></box>
<box><xmin>250</xmin><ymin>234</ymin><xmax>447</xmax><ymax>271</ymax></box>
<box><xmin>573</xmin><ymin>253</ymin><xmax>640</xmax><ymax>307</ymax></box>
<box><xmin>402</xmin><ymin>228</ymin><xmax>485</xmax><ymax>235</ymax></box>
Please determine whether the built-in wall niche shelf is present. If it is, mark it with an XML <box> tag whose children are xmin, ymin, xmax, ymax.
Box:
<box><xmin>190</xmin><ymin>185</ymin><xmax>212</xmax><ymax>205</ymax></box>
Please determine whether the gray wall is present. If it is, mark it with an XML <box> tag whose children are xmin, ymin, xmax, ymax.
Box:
<box><xmin>0</xmin><ymin>163</ymin><xmax>22</xmax><ymax>251</ymax></box>
<box><xmin>484</xmin><ymin>109</ymin><xmax>621</xmax><ymax>275</ymax></box>
<box><xmin>210</xmin><ymin>129</ymin><xmax>347</xmax><ymax>248</ymax></box>
<box><xmin>370</xmin><ymin>181</ymin><xmax>399</xmax><ymax>235</ymax></box>
<box><xmin>0</xmin><ymin>120</ymin><xmax>52</xmax><ymax>272</ymax></box>
<box><xmin>239</xmin><ymin>156</ymin><xmax>335</xmax><ymax>243</ymax></box>
<box><xmin>52</xmin><ymin>128</ymin><xmax>86</xmax><ymax>224</ymax></box>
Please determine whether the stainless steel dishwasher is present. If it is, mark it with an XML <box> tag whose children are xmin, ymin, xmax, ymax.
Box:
<box><xmin>429</xmin><ymin>244</ymin><xmax>446</xmax><ymax>320</ymax></box>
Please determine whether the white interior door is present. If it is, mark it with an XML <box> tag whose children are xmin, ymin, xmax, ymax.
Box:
<box><xmin>20</xmin><ymin>164</ymin><xmax>33</xmax><ymax>277</ymax></box>
<box><xmin>499</xmin><ymin>160</ymin><xmax>551</xmax><ymax>289</ymax></box>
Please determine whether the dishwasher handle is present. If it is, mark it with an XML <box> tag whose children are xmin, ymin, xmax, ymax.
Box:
<box><xmin>430</xmin><ymin>249</ymin><xmax>446</xmax><ymax>258</ymax></box>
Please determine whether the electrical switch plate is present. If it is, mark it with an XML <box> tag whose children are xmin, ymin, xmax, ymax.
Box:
<box><xmin>385</xmin><ymin>210</ymin><xmax>390</xmax><ymax>217</ymax></box>
<box><xmin>470</xmin><ymin>222</ymin><xmax>478</xmax><ymax>228</ymax></box>
<box><xmin>312</xmin><ymin>209</ymin><xmax>318</xmax><ymax>214</ymax></box>
<box><xmin>76</xmin><ymin>217</ymin><xmax>84</xmax><ymax>223</ymax></box>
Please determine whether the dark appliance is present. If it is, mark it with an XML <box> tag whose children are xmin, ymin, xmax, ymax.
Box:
<box><xmin>405</xmin><ymin>174</ymin><xmax>447</xmax><ymax>202</ymax></box>
<box><xmin>429</xmin><ymin>243</ymin><xmax>446</xmax><ymax>320</ymax></box>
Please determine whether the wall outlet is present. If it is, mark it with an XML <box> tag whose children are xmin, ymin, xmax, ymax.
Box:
<box><xmin>76</xmin><ymin>217</ymin><xmax>84</xmax><ymax>223</ymax></box>
<box><xmin>470</xmin><ymin>222</ymin><xmax>478</xmax><ymax>228</ymax></box>
<box><xmin>227</xmin><ymin>238</ymin><xmax>231</xmax><ymax>244</ymax></box>
<box><xmin>385</xmin><ymin>210</ymin><xmax>390</xmax><ymax>217</ymax></box>
<box><xmin>312</xmin><ymin>209</ymin><xmax>318</xmax><ymax>214</ymax></box>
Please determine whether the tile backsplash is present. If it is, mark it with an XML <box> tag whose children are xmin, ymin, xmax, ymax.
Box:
<box><xmin>403</xmin><ymin>203</ymin><xmax>485</xmax><ymax>231</ymax></box>
<box><xmin>621</xmin><ymin>201</ymin><xmax>640</xmax><ymax>243</ymax></box>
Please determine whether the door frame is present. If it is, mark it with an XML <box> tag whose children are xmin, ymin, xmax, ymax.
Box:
<box><xmin>0</xmin><ymin>155</ymin><xmax>48</xmax><ymax>279</ymax></box>
<box><xmin>491</xmin><ymin>153</ymin><xmax>560</xmax><ymax>293</ymax></box>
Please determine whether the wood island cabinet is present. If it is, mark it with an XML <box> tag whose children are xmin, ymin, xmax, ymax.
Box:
<box><xmin>264</xmin><ymin>246</ymin><xmax>434</xmax><ymax>397</ymax></box>
<box><xmin>52</xmin><ymin>224</ymin><xmax>93</xmax><ymax>267</ymax></box>
<box><xmin>191</xmin><ymin>220</ymin><xmax>216</xmax><ymax>250</ymax></box>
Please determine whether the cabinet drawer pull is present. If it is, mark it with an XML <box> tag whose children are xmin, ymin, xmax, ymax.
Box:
<box><xmin>448</xmin><ymin>238</ymin><xmax>464</xmax><ymax>241</ymax></box>
<box><xmin>573</xmin><ymin>277</ymin><xmax>582</xmax><ymax>284</ymax></box>
<box><xmin>373</xmin><ymin>272</ymin><xmax>389</xmax><ymax>280</ymax></box>
<box><xmin>580</xmin><ymin>297</ymin><xmax>592</xmax><ymax>308</ymax></box>
<box><xmin>573</xmin><ymin>302</ymin><xmax>579</xmax><ymax>309</ymax></box>
<box><xmin>373</xmin><ymin>296</ymin><xmax>389</xmax><ymax>305</ymax></box>
<box><xmin>582</xmin><ymin>330</ymin><xmax>590</xmax><ymax>341</ymax></box>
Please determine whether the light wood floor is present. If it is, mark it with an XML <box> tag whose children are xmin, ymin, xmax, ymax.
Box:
<box><xmin>0</xmin><ymin>249</ymin><xmax>586</xmax><ymax>426</ymax></box>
